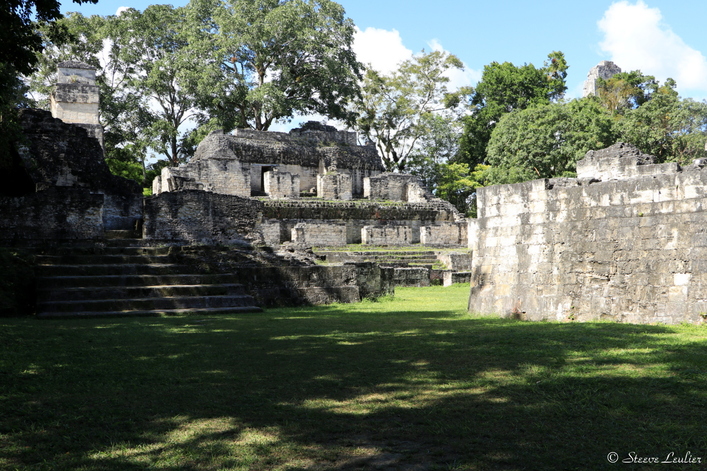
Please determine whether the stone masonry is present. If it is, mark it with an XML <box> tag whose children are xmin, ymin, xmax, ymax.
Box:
<box><xmin>582</xmin><ymin>60</ymin><xmax>622</xmax><ymax>98</ymax></box>
<box><xmin>468</xmin><ymin>143</ymin><xmax>707</xmax><ymax>325</ymax></box>
<box><xmin>154</xmin><ymin>124</ymin><xmax>383</xmax><ymax>199</ymax></box>
<box><xmin>50</xmin><ymin>61</ymin><xmax>104</xmax><ymax>146</ymax></box>
<box><xmin>3</xmin><ymin>108</ymin><xmax>142</xmax><ymax>240</ymax></box>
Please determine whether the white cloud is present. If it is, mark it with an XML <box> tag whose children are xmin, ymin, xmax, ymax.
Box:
<box><xmin>427</xmin><ymin>38</ymin><xmax>480</xmax><ymax>90</ymax></box>
<box><xmin>115</xmin><ymin>6</ymin><xmax>131</xmax><ymax>16</ymax></box>
<box><xmin>354</xmin><ymin>28</ymin><xmax>478</xmax><ymax>90</ymax></box>
<box><xmin>598</xmin><ymin>0</ymin><xmax>707</xmax><ymax>94</ymax></box>
<box><xmin>353</xmin><ymin>27</ymin><xmax>413</xmax><ymax>75</ymax></box>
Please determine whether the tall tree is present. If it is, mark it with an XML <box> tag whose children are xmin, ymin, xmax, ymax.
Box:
<box><xmin>353</xmin><ymin>50</ymin><xmax>470</xmax><ymax>172</ymax></box>
<box><xmin>190</xmin><ymin>0</ymin><xmax>362</xmax><ymax>131</ymax></box>
<box><xmin>595</xmin><ymin>71</ymin><xmax>658</xmax><ymax>113</ymax></box>
<box><xmin>617</xmin><ymin>79</ymin><xmax>707</xmax><ymax>164</ymax></box>
<box><xmin>485</xmin><ymin>99</ymin><xmax>617</xmax><ymax>183</ymax></box>
<box><xmin>106</xmin><ymin>5</ymin><xmax>204</xmax><ymax>166</ymax></box>
<box><xmin>457</xmin><ymin>51</ymin><xmax>568</xmax><ymax>169</ymax></box>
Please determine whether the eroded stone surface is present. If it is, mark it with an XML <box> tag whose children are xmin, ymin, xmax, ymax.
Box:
<box><xmin>469</xmin><ymin>146</ymin><xmax>707</xmax><ymax>324</ymax></box>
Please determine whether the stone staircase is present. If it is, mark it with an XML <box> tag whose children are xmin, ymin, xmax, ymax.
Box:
<box><xmin>35</xmin><ymin>239</ymin><xmax>262</xmax><ymax>318</ymax></box>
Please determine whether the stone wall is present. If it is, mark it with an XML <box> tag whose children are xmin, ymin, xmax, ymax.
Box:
<box><xmin>364</xmin><ymin>173</ymin><xmax>430</xmax><ymax>202</ymax></box>
<box><xmin>317</xmin><ymin>172</ymin><xmax>352</xmax><ymax>200</ymax></box>
<box><xmin>143</xmin><ymin>191</ymin><xmax>264</xmax><ymax>245</ymax></box>
<box><xmin>264</xmin><ymin>169</ymin><xmax>300</xmax><ymax>199</ymax></box>
<box><xmin>361</xmin><ymin>225</ymin><xmax>413</xmax><ymax>245</ymax></box>
<box><xmin>291</xmin><ymin>222</ymin><xmax>347</xmax><ymax>246</ymax></box>
<box><xmin>468</xmin><ymin>143</ymin><xmax>707</xmax><ymax>324</ymax></box>
<box><xmin>420</xmin><ymin>223</ymin><xmax>468</xmax><ymax>247</ymax></box>
<box><xmin>261</xmin><ymin>199</ymin><xmax>465</xmax><ymax>246</ymax></box>
<box><xmin>437</xmin><ymin>252</ymin><xmax>473</xmax><ymax>271</ymax></box>
<box><xmin>0</xmin><ymin>188</ymin><xmax>104</xmax><ymax>241</ymax></box>
<box><xmin>0</xmin><ymin>108</ymin><xmax>142</xmax><ymax>241</ymax></box>
<box><xmin>393</xmin><ymin>267</ymin><xmax>430</xmax><ymax>287</ymax></box>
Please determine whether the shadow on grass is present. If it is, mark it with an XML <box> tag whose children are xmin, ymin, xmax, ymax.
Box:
<box><xmin>1</xmin><ymin>309</ymin><xmax>707</xmax><ymax>470</ymax></box>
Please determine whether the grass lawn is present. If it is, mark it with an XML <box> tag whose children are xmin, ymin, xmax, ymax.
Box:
<box><xmin>2</xmin><ymin>284</ymin><xmax>707</xmax><ymax>470</ymax></box>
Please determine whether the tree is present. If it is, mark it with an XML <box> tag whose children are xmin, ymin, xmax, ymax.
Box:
<box><xmin>595</xmin><ymin>71</ymin><xmax>658</xmax><ymax>113</ymax></box>
<box><xmin>485</xmin><ymin>99</ymin><xmax>616</xmax><ymax>183</ymax></box>
<box><xmin>353</xmin><ymin>50</ymin><xmax>470</xmax><ymax>172</ymax></box>
<box><xmin>106</xmin><ymin>5</ymin><xmax>205</xmax><ymax>166</ymax></box>
<box><xmin>26</xmin><ymin>12</ymin><xmax>154</xmax><ymax>181</ymax></box>
<box><xmin>457</xmin><ymin>51</ymin><xmax>568</xmax><ymax>169</ymax></box>
<box><xmin>2</xmin><ymin>0</ymin><xmax>97</xmax><ymax>77</ymax></box>
<box><xmin>434</xmin><ymin>162</ymin><xmax>490</xmax><ymax>216</ymax></box>
<box><xmin>617</xmin><ymin>80</ymin><xmax>707</xmax><ymax>164</ymax></box>
<box><xmin>189</xmin><ymin>0</ymin><xmax>362</xmax><ymax>131</ymax></box>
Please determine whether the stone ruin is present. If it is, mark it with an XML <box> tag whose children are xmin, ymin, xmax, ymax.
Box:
<box><xmin>151</xmin><ymin>121</ymin><xmax>468</xmax><ymax>249</ymax></box>
<box><xmin>0</xmin><ymin>62</ymin><xmax>472</xmax><ymax>314</ymax></box>
<box><xmin>582</xmin><ymin>60</ymin><xmax>622</xmax><ymax>98</ymax></box>
<box><xmin>1</xmin><ymin>108</ymin><xmax>141</xmax><ymax>240</ymax></box>
<box><xmin>50</xmin><ymin>61</ymin><xmax>104</xmax><ymax>147</ymax></box>
<box><xmin>469</xmin><ymin>142</ymin><xmax>707</xmax><ymax>325</ymax></box>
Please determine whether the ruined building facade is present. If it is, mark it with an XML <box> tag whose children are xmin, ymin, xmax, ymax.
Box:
<box><xmin>151</xmin><ymin>122</ymin><xmax>468</xmax><ymax>248</ymax></box>
<box><xmin>154</xmin><ymin>124</ymin><xmax>383</xmax><ymax>200</ymax></box>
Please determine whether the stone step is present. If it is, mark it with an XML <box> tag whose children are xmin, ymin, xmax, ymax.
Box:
<box><xmin>104</xmin><ymin>229</ymin><xmax>141</xmax><ymax>240</ymax></box>
<box><xmin>38</xmin><ymin>283</ymin><xmax>246</xmax><ymax>302</ymax></box>
<box><xmin>37</xmin><ymin>273</ymin><xmax>241</xmax><ymax>289</ymax></box>
<box><xmin>36</xmin><ymin>253</ymin><xmax>173</xmax><ymax>265</ymax></box>
<box><xmin>37</xmin><ymin>305</ymin><xmax>263</xmax><ymax>319</ymax></box>
<box><xmin>38</xmin><ymin>245</ymin><xmax>174</xmax><ymax>257</ymax></box>
<box><xmin>36</xmin><ymin>263</ymin><xmax>195</xmax><ymax>277</ymax></box>
<box><xmin>37</xmin><ymin>294</ymin><xmax>259</xmax><ymax>314</ymax></box>
<box><xmin>34</xmin><ymin>241</ymin><xmax>263</xmax><ymax>318</ymax></box>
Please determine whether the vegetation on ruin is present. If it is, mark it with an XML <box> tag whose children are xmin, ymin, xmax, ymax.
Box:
<box><xmin>457</xmin><ymin>69</ymin><xmax>707</xmax><ymax>189</ymax></box>
<box><xmin>23</xmin><ymin>0</ymin><xmax>362</xmax><ymax>183</ymax></box>
<box><xmin>2</xmin><ymin>284</ymin><xmax>707</xmax><ymax>470</ymax></box>
<box><xmin>8</xmin><ymin>0</ymin><xmax>707</xmax><ymax>213</ymax></box>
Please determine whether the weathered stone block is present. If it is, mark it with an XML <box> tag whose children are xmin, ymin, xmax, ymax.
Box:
<box><xmin>291</xmin><ymin>222</ymin><xmax>347</xmax><ymax>247</ymax></box>
<box><xmin>420</xmin><ymin>223</ymin><xmax>468</xmax><ymax>247</ymax></box>
<box><xmin>361</xmin><ymin>225</ymin><xmax>413</xmax><ymax>245</ymax></box>
<box><xmin>317</xmin><ymin>172</ymin><xmax>352</xmax><ymax>200</ymax></box>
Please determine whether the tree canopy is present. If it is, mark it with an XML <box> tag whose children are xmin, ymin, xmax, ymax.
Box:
<box><xmin>352</xmin><ymin>50</ymin><xmax>470</xmax><ymax>173</ymax></box>
<box><xmin>457</xmin><ymin>51</ymin><xmax>568</xmax><ymax>169</ymax></box>
<box><xmin>486</xmin><ymin>99</ymin><xmax>617</xmax><ymax>183</ymax></box>
<box><xmin>190</xmin><ymin>0</ymin><xmax>362</xmax><ymax>131</ymax></box>
<box><xmin>25</xmin><ymin>0</ymin><xmax>363</xmax><ymax>185</ymax></box>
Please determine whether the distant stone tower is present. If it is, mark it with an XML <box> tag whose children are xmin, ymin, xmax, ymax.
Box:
<box><xmin>50</xmin><ymin>61</ymin><xmax>103</xmax><ymax>147</ymax></box>
<box><xmin>582</xmin><ymin>61</ymin><xmax>622</xmax><ymax>98</ymax></box>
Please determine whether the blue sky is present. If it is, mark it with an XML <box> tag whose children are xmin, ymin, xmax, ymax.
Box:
<box><xmin>62</xmin><ymin>0</ymin><xmax>707</xmax><ymax>101</ymax></box>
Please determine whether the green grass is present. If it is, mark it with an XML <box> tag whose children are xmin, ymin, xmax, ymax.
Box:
<box><xmin>2</xmin><ymin>285</ymin><xmax>707</xmax><ymax>470</ymax></box>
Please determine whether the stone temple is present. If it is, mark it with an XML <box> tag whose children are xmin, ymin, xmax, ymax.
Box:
<box><xmin>582</xmin><ymin>60</ymin><xmax>622</xmax><ymax>98</ymax></box>
<box><xmin>0</xmin><ymin>62</ymin><xmax>472</xmax><ymax>317</ymax></box>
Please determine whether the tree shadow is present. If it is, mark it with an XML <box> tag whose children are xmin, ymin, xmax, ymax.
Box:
<box><xmin>1</xmin><ymin>313</ymin><xmax>706</xmax><ymax>470</ymax></box>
